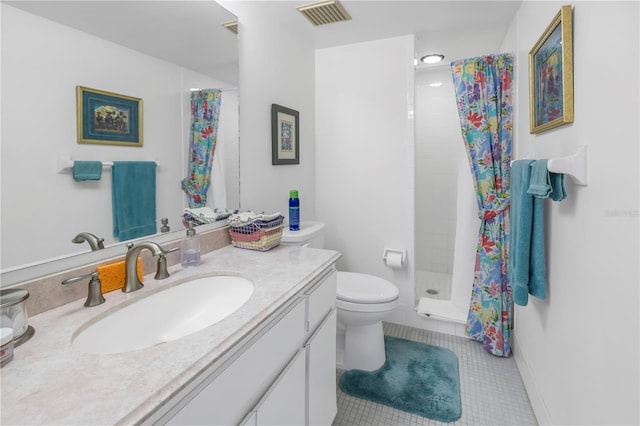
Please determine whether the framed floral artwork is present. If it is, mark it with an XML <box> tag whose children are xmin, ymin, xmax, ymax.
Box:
<box><xmin>271</xmin><ymin>104</ymin><xmax>299</xmax><ymax>165</ymax></box>
<box><xmin>529</xmin><ymin>5</ymin><xmax>574</xmax><ymax>134</ymax></box>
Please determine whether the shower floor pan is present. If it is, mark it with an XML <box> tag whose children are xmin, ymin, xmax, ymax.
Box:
<box><xmin>417</xmin><ymin>297</ymin><xmax>467</xmax><ymax>324</ymax></box>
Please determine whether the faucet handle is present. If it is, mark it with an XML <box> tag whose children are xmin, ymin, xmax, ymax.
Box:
<box><xmin>154</xmin><ymin>247</ymin><xmax>179</xmax><ymax>280</ymax></box>
<box><xmin>62</xmin><ymin>271</ymin><xmax>105</xmax><ymax>307</ymax></box>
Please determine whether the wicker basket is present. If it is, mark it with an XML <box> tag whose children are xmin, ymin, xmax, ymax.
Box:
<box><xmin>228</xmin><ymin>213</ymin><xmax>284</xmax><ymax>251</ymax></box>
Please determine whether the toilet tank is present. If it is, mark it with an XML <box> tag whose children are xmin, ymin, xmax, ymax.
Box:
<box><xmin>281</xmin><ymin>221</ymin><xmax>326</xmax><ymax>248</ymax></box>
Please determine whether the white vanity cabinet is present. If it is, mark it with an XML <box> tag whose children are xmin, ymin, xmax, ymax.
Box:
<box><xmin>158</xmin><ymin>267</ymin><xmax>338</xmax><ymax>426</ymax></box>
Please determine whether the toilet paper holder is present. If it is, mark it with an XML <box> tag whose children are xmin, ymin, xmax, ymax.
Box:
<box><xmin>382</xmin><ymin>248</ymin><xmax>406</xmax><ymax>268</ymax></box>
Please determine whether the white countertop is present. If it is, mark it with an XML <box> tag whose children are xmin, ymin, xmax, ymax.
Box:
<box><xmin>0</xmin><ymin>245</ymin><xmax>340</xmax><ymax>425</ymax></box>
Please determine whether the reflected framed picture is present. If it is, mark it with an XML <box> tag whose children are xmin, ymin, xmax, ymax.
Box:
<box><xmin>271</xmin><ymin>104</ymin><xmax>299</xmax><ymax>165</ymax></box>
<box><xmin>76</xmin><ymin>86</ymin><xmax>143</xmax><ymax>146</ymax></box>
<box><xmin>528</xmin><ymin>5</ymin><xmax>573</xmax><ymax>134</ymax></box>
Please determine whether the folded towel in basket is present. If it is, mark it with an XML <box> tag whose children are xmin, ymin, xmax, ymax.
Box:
<box><xmin>228</xmin><ymin>211</ymin><xmax>284</xmax><ymax>228</ymax></box>
<box><xmin>229</xmin><ymin>227</ymin><xmax>281</xmax><ymax>242</ymax></box>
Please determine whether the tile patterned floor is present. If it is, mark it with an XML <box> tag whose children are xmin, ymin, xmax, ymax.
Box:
<box><xmin>333</xmin><ymin>322</ymin><xmax>537</xmax><ymax>426</ymax></box>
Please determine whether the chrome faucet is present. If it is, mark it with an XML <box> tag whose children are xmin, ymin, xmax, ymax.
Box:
<box><xmin>123</xmin><ymin>241</ymin><xmax>175</xmax><ymax>293</ymax></box>
<box><xmin>72</xmin><ymin>232</ymin><xmax>105</xmax><ymax>251</ymax></box>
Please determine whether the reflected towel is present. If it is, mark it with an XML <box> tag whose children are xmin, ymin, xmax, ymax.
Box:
<box><xmin>112</xmin><ymin>162</ymin><xmax>157</xmax><ymax>241</ymax></box>
<box><xmin>509</xmin><ymin>160</ymin><xmax>546</xmax><ymax>306</ymax></box>
<box><xmin>73</xmin><ymin>161</ymin><xmax>102</xmax><ymax>181</ymax></box>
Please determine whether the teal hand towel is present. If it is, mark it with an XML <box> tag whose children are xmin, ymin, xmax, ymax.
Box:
<box><xmin>112</xmin><ymin>161</ymin><xmax>157</xmax><ymax>241</ymax></box>
<box><xmin>73</xmin><ymin>161</ymin><xmax>102</xmax><ymax>181</ymax></box>
<box><xmin>527</xmin><ymin>159</ymin><xmax>567</xmax><ymax>201</ymax></box>
<box><xmin>549</xmin><ymin>172</ymin><xmax>567</xmax><ymax>201</ymax></box>
<box><xmin>509</xmin><ymin>160</ymin><xmax>547</xmax><ymax>306</ymax></box>
<box><xmin>527</xmin><ymin>160</ymin><xmax>552</xmax><ymax>197</ymax></box>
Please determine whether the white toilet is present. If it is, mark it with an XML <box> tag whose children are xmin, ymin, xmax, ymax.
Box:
<box><xmin>281</xmin><ymin>221</ymin><xmax>399</xmax><ymax>371</ymax></box>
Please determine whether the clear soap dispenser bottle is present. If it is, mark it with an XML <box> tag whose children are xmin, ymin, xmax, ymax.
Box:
<box><xmin>181</xmin><ymin>223</ymin><xmax>201</xmax><ymax>267</ymax></box>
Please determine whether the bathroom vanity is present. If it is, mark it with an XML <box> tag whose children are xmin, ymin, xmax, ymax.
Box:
<box><xmin>0</xmin><ymin>244</ymin><xmax>341</xmax><ymax>425</ymax></box>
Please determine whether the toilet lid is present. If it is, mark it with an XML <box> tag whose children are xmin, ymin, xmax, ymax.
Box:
<box><xmin>337</xmin><ymin>272</ymin><xmax>399</xmax><ymax>304</ymax></box>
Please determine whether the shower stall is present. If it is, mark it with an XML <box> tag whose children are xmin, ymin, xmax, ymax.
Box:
<box><xmin>414</xmin><ymin>66</ymin><xmax>479</xmax><ymax>324</ymax></box>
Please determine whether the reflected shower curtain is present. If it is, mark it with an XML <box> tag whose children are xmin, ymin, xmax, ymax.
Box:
<box><xmin>182</xmin><ymin>89</ymin><xmax>222</xmax><ymax>208</ymax></box>
<box><xmin>451</xmin><ymin>54</ymin><xmax>513</xmax><ymax>357</ymax></box>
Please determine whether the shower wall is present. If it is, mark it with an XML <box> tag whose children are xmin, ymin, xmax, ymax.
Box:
<box><xmin>414</xmin><ymin>67</ymin><xmax>466</xmax><ymax>299</ymax></box>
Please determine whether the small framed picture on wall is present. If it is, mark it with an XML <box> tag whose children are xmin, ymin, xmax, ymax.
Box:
<box><xmin>271</xmin><ymin>104</ymin><xmax>299</xmax><ymax>165</ymax></box>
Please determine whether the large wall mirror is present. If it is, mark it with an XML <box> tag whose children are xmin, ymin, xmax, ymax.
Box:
<box><xmin>1</xmin><ymin>1</ymin><xmax>239</xmax><ymax>286</ymax></box>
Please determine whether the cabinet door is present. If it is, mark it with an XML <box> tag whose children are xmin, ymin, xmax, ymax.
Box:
<box><xmin>256</xmin><ymin>348</ymin><xmax>306</xmax><ymax>426</ymax></box>
<box><xmin>306</xmin><ymin>309</ymin><xmax>337</xmax><ymax>426</ymax></box>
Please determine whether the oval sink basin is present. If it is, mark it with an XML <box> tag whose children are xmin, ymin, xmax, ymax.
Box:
<box><xmin>72</xmin><ymin>275</ymin><xmax>254</xmax><ymax>354</ymax></box>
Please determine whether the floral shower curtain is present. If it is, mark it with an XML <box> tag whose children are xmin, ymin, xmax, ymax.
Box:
<box><xmin>181</xmin><ymin>89</ymin><xmax>222</xmax><ymax>208</ymax></box>
<box><xmin>451</xmin><ymin>54</ymin><xmax>514</xmax><ymax>357</ymax></box>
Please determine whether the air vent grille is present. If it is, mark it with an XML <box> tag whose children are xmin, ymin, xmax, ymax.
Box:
<box><xmin>297</xmin><ymin>0</ymin><xmax>352</xmax><ymax>26</ymax></box>
<box><xmin>222</xmin><ymin>20</ymin><xmax>238</xmax><ymax>34</ymax></box>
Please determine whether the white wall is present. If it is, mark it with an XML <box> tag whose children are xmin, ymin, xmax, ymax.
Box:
<box><xmin>414</xmin><ymin>68</ymin><xmax>463</xmax><ymax>274</ymax></box>
<box><xmin>315</xmin><ymin>36</ymin><xmax>415</xmax><ymax>307</ymax></box>
<box><xmin>222</xmin><ymin>2</ymin><xmax>317</xmax><ymax>219</ymax></box>
<box><xmin>1</xmin><ymin>5</ymin><xmax>237</xmax><ymax>268</ymax></box>
<box><xmin>510</xmin><ymin>2</ymin><xmax>639</xmax><ymax>425</ymax></box>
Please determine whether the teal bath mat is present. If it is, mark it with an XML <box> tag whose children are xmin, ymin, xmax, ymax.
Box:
<box><xmin>339</xmin><ymin>336</ymin><xmax>462</xmax><ymax>422</ymax></box>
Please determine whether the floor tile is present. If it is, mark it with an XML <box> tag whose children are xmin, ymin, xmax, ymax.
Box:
<box><xmin>333</xmin><ymin>322</ymin><xmax>537</xmax><ymax>426</ymax></box>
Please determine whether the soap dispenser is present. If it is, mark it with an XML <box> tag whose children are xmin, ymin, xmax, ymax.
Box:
<box><xmin>180</xmin><ymin>223</ymin><xmax>201</xmax><ymax>267</ymax></box>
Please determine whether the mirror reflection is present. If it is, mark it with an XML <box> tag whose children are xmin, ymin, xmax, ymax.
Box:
<box><xmin>1</xmin><ymin>1</ymin><xmax>239</xmax><ymax>277</ymax></box>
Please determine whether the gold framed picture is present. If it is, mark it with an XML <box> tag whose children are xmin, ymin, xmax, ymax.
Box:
<box><xmin>76</xmin><ymin>86</ymin><xmax>143</xmax><ymax>146</ymax></box>
<box><xmin>529</xmin><ymin>5</ymin><xmax>574</xmax><ymax>134</ymax></box>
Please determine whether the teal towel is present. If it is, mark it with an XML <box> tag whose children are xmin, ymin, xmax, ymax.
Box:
<box><xmin>112</xmin><ymin>161</ymin><xmax>157</xmax><ymax>241</ymax></box>
<box><xmin>549</xmin><ymin>171</ymin><xmax>567</xmax><ymax>202</ymax></box>
<box><xmin>527</xmin><ymin>160</ymin><xmax>552</xmax><ymax>197</ymax></box>
<box><xmin>509</xmin><ymin>160</ymin><xmax>547</xmax><ymax>306</ymax></box>
<box><xmin>527</xmin><ymin>159</ymin><xmax>567</xmax><ymax>201</ymax></box>
<box><xmin>73</xmin><ymin>161</ymin><xmax>102</xmax><ymax>181</ymax></box>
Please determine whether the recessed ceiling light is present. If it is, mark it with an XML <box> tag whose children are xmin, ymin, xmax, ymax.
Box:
<box><xmin>420</xmin><ymin>54</ymin><xmax>445</xmax><ymax>64</ymax></box>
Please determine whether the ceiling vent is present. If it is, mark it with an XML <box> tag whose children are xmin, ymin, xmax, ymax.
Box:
<box><xmin>222</xmin><ymin>20</ymin><xmax>238</xmax><ymax>34</ymax></box>
<box><xmin>297</xmin><ymin>0</ymin><xmax>352</xmax><ymax>26</ymax></box>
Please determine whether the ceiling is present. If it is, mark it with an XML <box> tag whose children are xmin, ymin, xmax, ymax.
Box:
<box><xmin>3</xmin><ymin>0</ymin><xmax>240</xmax><ymax>85</ymax></box>
<box><xmin>220</xmin><ymin>1</ymin><xmax>522</xmax><ymax>68</ymax></box>
<box><xmin>4</xmin><ymin>1</ymin><xmax>522</xmax><ymax>80</ymax></box>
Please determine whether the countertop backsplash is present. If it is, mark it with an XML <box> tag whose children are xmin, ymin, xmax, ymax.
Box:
<box><xmin>8</xmin><ymin>226</ymin><xmax>232</xmax><ymax>316</ymax></box>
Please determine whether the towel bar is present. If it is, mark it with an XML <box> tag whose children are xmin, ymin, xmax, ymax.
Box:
<box><xmin>547</xmin><ymin>145</ymin><xmax>587</xmax><ymax>186</ymax></box>
<box><xmin>57</xmin><ymin>156</ymin><xmax>159</xmax><ymax>174</ymax></box>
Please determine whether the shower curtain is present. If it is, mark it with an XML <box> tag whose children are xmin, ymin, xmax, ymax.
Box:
<box><xmin>451</xmin><ymin>54</ymin><xmax>513</xmax><ymax>357</ymax></box>
<box><xmin>182</xmin><ymin>89</ymin><xmax>222</xmax><ymax>208</ymax></box>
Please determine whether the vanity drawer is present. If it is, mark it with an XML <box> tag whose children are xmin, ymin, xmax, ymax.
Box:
<box><xmin>305</xmin><ymin>268</ymin><xmax>336</xmax><ymax>333</ymax></box>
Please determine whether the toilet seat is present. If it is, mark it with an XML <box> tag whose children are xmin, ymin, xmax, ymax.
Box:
<box><xmin>337</xmin><ymin>272</ymin><xmax>399</xmax><ymax>304</ymax></box>
<box><xmin>336</xmin><ymin>298</ymin><xmax>398</xmax><ymax>313</ymax></box>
